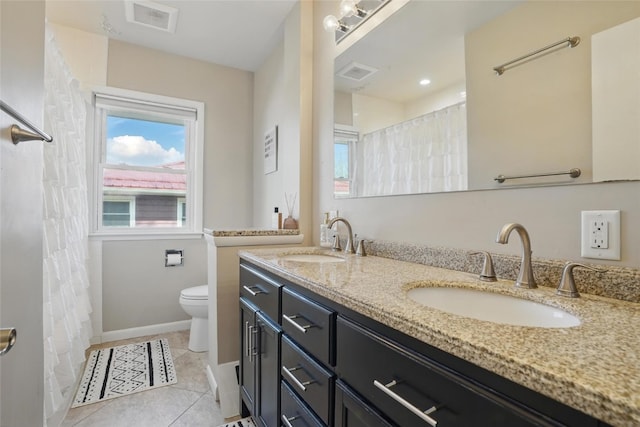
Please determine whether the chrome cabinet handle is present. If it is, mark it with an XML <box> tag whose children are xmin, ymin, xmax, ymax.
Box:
<box><xmin>282</xmin><ymin>365</ymin><xmax>316</xmax><ymax>392</ymax></box>
<box><xmin>248</xmin><ymin>325</ymin><xmax>258</xmax><ymax>362</ymax></box>
<box><xmin>244</xmin><ymin>321</ymin><xmax>250</xmax><ymax>358</ymax></box>
<box><xmin>243</xmin><ymin>285</ymin><xmax>266</xmax><ymax>296</ymax></box>
<box><xmin>281</xmin><ymin>414</ymin><xmax>299</xmax><ymax>427</ymax></box>
<box><xmin>373</xmin><ymin>379</ymin><xmax>439</xmax><ymax>426</ymax></box>
<box><xmin>282</xmin><ymin>314</ymin><xmax>315</xmax><ymax>334</ymax></box>
<box><xmin>0</xmin><ymin>328</ymin><xmax>16</xmax><ymax>356</ymax></box>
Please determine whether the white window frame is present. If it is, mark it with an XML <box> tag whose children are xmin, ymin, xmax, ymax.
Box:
<box><xmin>177</xmin><ymin>197</ymin><xmax>186</xmax><ymax>227</ymax></box>
<box><xmin>334</xmin><ymin>124</ymin><xmax>358</xmax><ymax>198</ymax></box>
<box><xmin>90</xmin><ymin>87</ymin><xmax>204</xmax><ymax>239</ymax></box>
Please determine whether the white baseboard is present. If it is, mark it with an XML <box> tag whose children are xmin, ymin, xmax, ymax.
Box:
<box><xmin>97</xmin><ymin>320</ymin><xmax>191</xmax><ymax>343</ymax></box>
<box><xmin>206</xmin><ymin>364</ymin><xmax>219</xmax><ymax>400</ymax></box>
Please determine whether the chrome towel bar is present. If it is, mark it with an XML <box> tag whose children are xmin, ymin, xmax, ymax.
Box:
<box><xmin>0</xmin><ymin>99</ymin><xmax>53</xmax><ymax>144</ymax></box>
<box><xmin>495</xmin><ymin>168</ymin><xmax>581</xmax><ymax>183</ymax></box>
<box><xmin>493</xmin><ymin>36</ymin><xmax>580</xmax><ymax>75</ymax></box>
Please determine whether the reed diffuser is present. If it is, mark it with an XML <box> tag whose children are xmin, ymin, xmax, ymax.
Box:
<box><xmin>282</xmin><ymin>192</ymin><xmax>298</xmax><ymax>229</ymax></box>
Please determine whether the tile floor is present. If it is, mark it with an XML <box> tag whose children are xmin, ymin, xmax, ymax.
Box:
<box><xmin>62</xmin><ymin>330</ymin><xmax>239</xmax><ymax>427</ymax></box>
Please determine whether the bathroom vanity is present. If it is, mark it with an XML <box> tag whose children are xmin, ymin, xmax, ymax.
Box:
<box><xmin>238</xmin><ymin>247</ymin><xmax>640</xmax><ymax>426</ymax></box>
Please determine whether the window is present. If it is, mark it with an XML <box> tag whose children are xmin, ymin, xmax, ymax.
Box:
<box><xmin>334</xmin><ymin>125</ymin><xmax>358</xmax><ymax>197</ymax></box>
<box><xmin>92</xmin><ymin>87</ymin><xmax>204</xmax><ymax>235</ymax></box>
<box><xmin>103</xmin><ymin>196</ymin><xmax>135</xmax><ymax>227</ymax></box>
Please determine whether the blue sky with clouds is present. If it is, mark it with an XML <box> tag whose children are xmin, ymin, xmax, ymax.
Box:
<box><xmin>106</xmin><ymin>115</ymin><xmax>185</xmax><ymax>167</ymax></box>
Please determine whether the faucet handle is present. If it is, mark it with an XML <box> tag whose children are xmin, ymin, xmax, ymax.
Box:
<box><xmin>331</xmin><ymin>234</ymin><xmax>342</xmax><ymax>252</ymax></box>
<box><xmin>556</xmin><ymin>262</ymin><xmax>607</xmax><ymax>298</ymax></box>
<box><xmin>355</xmin><ymin>234</ymin><xmax>367</xmax><ymax>257</ymax></box>
<box><xmin>469</xmin><ymin>251</ymin><xmax>497</xmax><ymax>282</ymax></box>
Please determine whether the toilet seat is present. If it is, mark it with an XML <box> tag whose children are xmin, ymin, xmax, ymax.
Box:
<box><xmin>180</xmin><ymin>285</ymin><xmax>208</xmax><ymax>300</ymax></box>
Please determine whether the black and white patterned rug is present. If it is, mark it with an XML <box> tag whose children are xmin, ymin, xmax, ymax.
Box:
<box><xmin>71</xmin><ymin>338</ymin><xmax>177</xmax><ymax>407</ymax></box>
<box><xmin>217</xmin><ymin>417</ymin><xmax>256</xmax><ymax>427</ymax></box>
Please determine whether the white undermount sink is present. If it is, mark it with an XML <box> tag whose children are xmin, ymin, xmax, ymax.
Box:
<box><xmin>279</xmin><ymin>254</ymin><xmax>345</xmax><ymax>263</ymax></box>
<box><xmin>407</xmin><ymin>287</ymin><xmax>581</xmax><ymax>328</ymax></box>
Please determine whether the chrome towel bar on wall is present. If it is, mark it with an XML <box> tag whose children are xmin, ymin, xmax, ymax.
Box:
<box><xmin>493</xmin><ymin>36</ymin><xmax>581</xmax><ymax>75</ymax></box>
<box><xmin>0</xmin><ymin>99</ymin><xmax>53</xmax><ymax>144</ymax></box>
<box><xmin>495</xmin><ymin>168</ymin><xmax>581</xmax><ymax>183</ymax></box>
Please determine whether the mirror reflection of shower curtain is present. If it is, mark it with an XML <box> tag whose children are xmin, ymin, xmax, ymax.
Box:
<box><xmin>355</xmin><ymin>102</ymin><xmax>467</xmax><ymax>196</ymax></box>
<box><xmin>43</xmin><ymin>25</ymin><xmax>93</xmax><ymax>426</ymax></box>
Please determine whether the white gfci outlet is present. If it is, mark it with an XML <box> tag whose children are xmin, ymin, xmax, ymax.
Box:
<box><xmin>581</xmin><ymin>210</ymin><xmax>621</xmax><ymax>260</ymax></box>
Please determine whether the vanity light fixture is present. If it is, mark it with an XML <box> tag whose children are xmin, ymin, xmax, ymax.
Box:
<box><xmin>323</xmin><ymin>14</ymin><xmax>350</xmax><ymax>33</ymax></box>
<box><xmin>340</xmin><ymin>0</ymin><xmax>367</xmax><ymax>19</ymax></box>
<box><xmin>324</xmin><ymin>0</ymin><xmax>391</xmax><ymax>43</ymax></box>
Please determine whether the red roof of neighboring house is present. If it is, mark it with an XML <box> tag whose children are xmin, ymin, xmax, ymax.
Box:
<box><xmin>104</xmin><ymin>162</ymin><xmax>186</xmax><ymax>191</ymax></box>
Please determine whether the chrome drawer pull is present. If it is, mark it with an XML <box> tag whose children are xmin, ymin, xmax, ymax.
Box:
<box><xmin>248</xmin><ymin>325</ymin><xmax>258</xmax><ymax>362</ymax></box>
<box><xmin>373</xmin><ymin>379</ymin><xmax>439</xmax><ymax>426</ymax></box>
<box><xmin>282</xmin><ymin>365</ymin><xmax>316</xmax><ymax>392</ymax></box>
<box><xmin>243</xmin><ymin>285</ymin><xmax>266</xmax><ymax>296</ymax></box>
<box><xmin>282</xmin><ymin>314</ymin><xmax>315</xmax><ymax>334</ymax></box>
<box><xmin>244</xmin><ymin>321</ymin><xmax>250</xmax><ymax>358</ymax></box>
<box><xmin>281</xmin><ymin>414</ymin><xmax>299</xmax><ymax>427</ymax></box>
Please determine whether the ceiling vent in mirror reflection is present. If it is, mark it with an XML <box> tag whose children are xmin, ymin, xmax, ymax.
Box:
<box><xmin>125</xmin><ymin>0</ymin><xmax>179</xmax><ymax>33</ymax></box>
<box><xmin>337</xmin><ymin>61</ymin><xmax>378</xmax><ymax>82</ymax></box>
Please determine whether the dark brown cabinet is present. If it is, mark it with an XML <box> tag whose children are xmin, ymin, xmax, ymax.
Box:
<box><xmin>239</xmin><ymin>259</ymin><xmax>605</xmax><ymax>427</ymax></box>
<box><xmin>240</xmin><ymin>264</ymin><xmax>283</xmax><ymax>427</ymax></box>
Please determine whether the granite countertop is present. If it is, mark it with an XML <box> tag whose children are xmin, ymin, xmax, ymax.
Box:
<box><xmin>204</xmin><ymin>228</ymin><xmax>300</xmax><ymax>237</ymax></box>
<box><xmin>239</xmin><ymin>247</ymin><xmax>640</xmax><ymax>426</ymax></box>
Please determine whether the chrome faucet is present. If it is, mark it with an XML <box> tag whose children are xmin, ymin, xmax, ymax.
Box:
<box><xmin>496</xmin><ymin>223</ymin><xmax>537</xmax><ymax>289</ymax></box>
<box><xmin>327</xmin><ymin>216</ymin><xmax>355</xmax><ymax>254</ymax></box>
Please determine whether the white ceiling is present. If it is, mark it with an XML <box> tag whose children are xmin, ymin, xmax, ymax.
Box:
<box><xmin>334</xmin><ymin>1</ymin><xmax>522</xmax><ymax>104</ymax></box>
<box><xmin>45</xmin><ymin>0</ymin><xmax>298</xmax><ymax>72</ymax></box>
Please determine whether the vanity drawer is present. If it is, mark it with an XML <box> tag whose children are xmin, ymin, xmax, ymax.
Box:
<box><xmin>282</xmin><ymin>287</ymin><xmax>336</xmax><ymax>366</ymax></box>
<box><xmin>240</xmin><ymin>263</ymin><xmax>282</xmax><ymax>321</ymax></box>
<box><xmin>281</xmin><ymin>381</ymin><xmax>325</xmax><ymax>427</ymax></box>
<box><xmin>336</xmin><ymin>316</ymin><xmax>548</xmax><ymax>427</ymax></box>
<box><xmin>282</xmin><ymin>335</ymin><xmax>335</xmax><ymax>425</ymax></box>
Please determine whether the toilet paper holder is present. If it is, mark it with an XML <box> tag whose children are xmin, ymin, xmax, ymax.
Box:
<box><xmin>165</xmin><ymin>249</ymin><xmax>184</xmax><ymax>267</ymax></box>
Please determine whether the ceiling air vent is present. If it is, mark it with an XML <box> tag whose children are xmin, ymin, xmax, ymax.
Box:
<box><xmin>336</xmin><ymin>62</ymin><xmax>378</xmax><ymax>82</ymax></box>
<box><xmin>125</xmin><ymin>1</ymin><xmax>179</xmax><ymax>33</ymax></box>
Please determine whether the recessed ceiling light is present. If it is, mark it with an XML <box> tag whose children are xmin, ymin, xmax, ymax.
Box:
<box><xmin>419</xmin><ymin>79</ymin><xmax>431</xmax><ymax>86</ymax></box>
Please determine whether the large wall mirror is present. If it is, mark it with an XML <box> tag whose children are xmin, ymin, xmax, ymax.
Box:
<box><xmin>333</xmin><ymin>0</ymin><xmax>640</xmax><ymax>198</ymax></box>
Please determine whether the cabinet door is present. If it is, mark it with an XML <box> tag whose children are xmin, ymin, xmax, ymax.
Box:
<box><xmin>335</xmin><ymin>380</ymin><xmax>393</xmax><ymax>427</ymax></box>
<box><xmin>240</xmin><ymin>298</ymin><xmax>258</xmax><ymax>417</ymax></box>
<box><xmin>256</xmin><ymin>312</ymin><xmax>282</xmax><ymax>427</ymax></box>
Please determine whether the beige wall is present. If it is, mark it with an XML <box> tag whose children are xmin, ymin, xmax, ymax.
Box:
<box><xmin>100</xmin><ymin>41</ymin><xmax>255</xmax><ymax>331</ymax></box>
<box><xmin>48</xmin><ymin>23</ymin><xmax>108</xmax><ymax>91</ymax></box>
<box><xmin>108</xmin><ymin>39</ymin><xmax>255</xmax><ymax>230</ymax></box>
<box><xmin>102</xmin><ymin>239</ymin><xmax>207</xmax><ymax>331</ymax></box>
<box><xmin>314</xmin><ymin>1</ymin><xmax>640</xmax><ymax>269</ymax></box>
<box><xmin>466</xmin><ymin>1</ymin><xmax>640</xmax><ymax>189</ymax></box>
<box><xmin>253</xmin><ymin>1</ymin><xmax>313</xmax><ymax>242</ymax></box>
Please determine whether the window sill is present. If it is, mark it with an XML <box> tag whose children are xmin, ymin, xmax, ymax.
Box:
<box><xmin>89</xmin><ymin>231</ymin><xmax>204</xmax><ymax>241</ymax></box>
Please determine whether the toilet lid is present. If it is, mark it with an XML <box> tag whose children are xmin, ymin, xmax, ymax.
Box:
<box><xmin>180</xmin><ymin>285</ymin><xmax>208</xmax><ymax>300</ymax></box>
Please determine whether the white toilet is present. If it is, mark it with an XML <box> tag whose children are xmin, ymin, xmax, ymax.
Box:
<box><xmin>179</xmin><ymin>285</ymin><xmax>209</xmax><ymax>352</ymax></box>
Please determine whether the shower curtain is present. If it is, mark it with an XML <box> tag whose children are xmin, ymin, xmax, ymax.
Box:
<box><xmin>42</xmin><ymin>26</ymin><xmax>93</xmax><ymax>426</ymax></box>
<box><xmin>356</xmin><ymin>102</ymin><xmax>467</xmax><ymax>196</ymax></box>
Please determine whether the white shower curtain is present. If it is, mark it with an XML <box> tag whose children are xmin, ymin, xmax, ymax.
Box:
<box><xmin>356</xmin><ymin>102</ymin><xmax>467</xmax><ymax>196</ymax></box>
<box><xmin>43</xmin><ymin>26</ymin><xmax>93</xmax><ymax>426</ymax></box>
